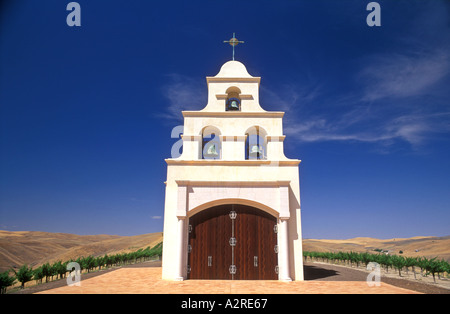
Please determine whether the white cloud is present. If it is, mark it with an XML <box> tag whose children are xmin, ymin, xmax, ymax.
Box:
<box><xmin>285</xmin><ymin>118</ymin><xmax>391</xmax><ymax>144</ymax></box>
<box><xmin>280</xmin><ymin>45</ymin><xmax>450</xmax><ymax>150</ymax></box>
<box><xmin>151</xmin><ymin>216</ymin><xmax>162</xmax><ymax>220</ymax></box>
<box><xmin>159</xmin><ymin>74</ymin><xmax>206</xmax><ymax>121</ymax></box>
<box><xmin>284</xmin><ymin>108</ymin><xmax>450</xmax><ymax>149</ymax></box>
<box><xmin>359</xmin><ymin>50</ymin><xmax>450</xmax><ymax>102</ymax></box>
<box><xmin>284</xmin><ymin>106</ymin><xmax>448</xmax><ymax>144</ymax></box>
<box><xmin>386</xmin><ymin>112</ymin><xmax>450</xmax><ymax>145</ymax></box>
<box><xmin>159</xmin><ymin>49</ymin><xmax>450</xmax><ymax>152</ymax></box>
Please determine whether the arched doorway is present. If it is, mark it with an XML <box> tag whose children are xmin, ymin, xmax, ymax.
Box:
<box><xmin>187</xmin><ymin>204</ymin><xmax>278</xmax><ymax>280</ymax></box>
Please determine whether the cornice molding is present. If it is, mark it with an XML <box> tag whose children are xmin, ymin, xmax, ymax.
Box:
<box><xmin>165</xmin><ymin>159</ymin><xmax>301</xmax><ymax>166</ymax></box>
<box><xmin>182</xmin><ymin>111</ymin><xmax>284</xmax><ymax>118</ymax></box>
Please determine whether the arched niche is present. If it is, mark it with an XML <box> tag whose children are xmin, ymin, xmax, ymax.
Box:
<box><xmin>188</xmin><ymin>198</ymin><xmax>279</xmax><ymax>219</ymax></box>
<box><xmin>200</xmin><ymin>126</ymin><xmax>221</xmax><ymax>159</ymax></box>
<box><xmin>225</xmin><ymin>86</ymin><xmax>241</xmax><ymax>111</ymax></box>
<box><xmin>245</xmin><ymin>126</ymin><xmax>267</xmax><ymax>160</ymax></box>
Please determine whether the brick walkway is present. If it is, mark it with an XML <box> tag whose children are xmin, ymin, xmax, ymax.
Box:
<box><xmin>37</xmin><ymin>267</ymin><xmax>419</xmax><ymax>294</ymax></box>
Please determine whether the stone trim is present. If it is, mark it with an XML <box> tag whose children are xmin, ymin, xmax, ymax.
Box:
<box><xmin>182</xmin><ymin>111</ymin><xmax>284</xmax><ymax>118</ymax></box>
<box><xmin>175</xmin><ymin>180</ymin><xmax>291</xmax><ymax>219</ymax></box>
<box><xmin>166</xmin><ymin>159</ymin><xmax>300</xmax><ymax>166</ymax></box>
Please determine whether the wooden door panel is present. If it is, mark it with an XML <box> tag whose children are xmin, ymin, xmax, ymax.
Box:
<box><xmin>234</xmin><ymin>206</ymin><xmax>257</xmax><ymax>280</ymax></box>
<box><xmin>209</xmin><ymin>207</ymin><xmax>231</xmax><ymax>279</ymax></box>
<box><xmin>256</xmin><ymin>209</ymin><xmax>278</xmax><ymax>280</ymax></box>
<box><xmin>234</xmin><ymin>205</ymin><xmax>278</xmax><ymax>280</ymax></box>
<box><xmin>188</xmin><ymin>205</ymin><xmax>232</xmax><ymax>279</ymax></box>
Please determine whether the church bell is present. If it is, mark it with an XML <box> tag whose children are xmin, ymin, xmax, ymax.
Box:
<box><xmin>205</xmin><ymin>143</ymin><xmax>219</xmax><ymax>158</ymax></box>
<box><xmin>227</xmin><ymin>98</ymin><xmax>240</xmax><ymax>111</ymax></box>
<box><xmin>249</xmin><ymin>144</ymin><xmax>263</xmax><ymax>157</ymax></box>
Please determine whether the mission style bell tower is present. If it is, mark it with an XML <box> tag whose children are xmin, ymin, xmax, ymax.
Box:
<box><xmin>162</xmin><ymin>59</ymin><xmax>304</xmax><ymax>281</ymax></box>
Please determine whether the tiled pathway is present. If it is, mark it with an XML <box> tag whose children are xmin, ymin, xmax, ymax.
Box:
<box><xmin>37</xmin><ymin>267</ymin><xmax>419</xmax><ymax>294</ymax></box>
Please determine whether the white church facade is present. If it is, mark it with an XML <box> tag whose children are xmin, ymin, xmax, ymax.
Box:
<box><xmin>161</xmin><ymin>59</ymin><xmax>304</xmax><ymax>281</ymax></box>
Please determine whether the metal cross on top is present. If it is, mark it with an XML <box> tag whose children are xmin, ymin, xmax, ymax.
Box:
<box><xmin>223</xmin><ymin>33</ymin><xmax>244</xmax><ymax>61</ymax></box>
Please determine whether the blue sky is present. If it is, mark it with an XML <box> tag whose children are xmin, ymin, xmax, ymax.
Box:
<box><xmin>1</xmin><ymin>0</ymin><xmax>449</xmax><ymax>238</ymax></box>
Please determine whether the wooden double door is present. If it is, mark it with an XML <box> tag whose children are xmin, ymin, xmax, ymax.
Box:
<box><xmin>187</xmin><ymin>204</ymin><xmax>278</xmax><ymax>280</ymax></box>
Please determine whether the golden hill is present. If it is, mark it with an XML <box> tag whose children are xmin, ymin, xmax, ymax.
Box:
<box><xmin>1</xmin><ymin>230</ymin><xmax>449</xmax><ymax>273</ymax></box>
<box><xmin>302</xmin><ymin>236</ymin><xmax>450</xmax><ymax>261</ymax></box>
<box><xmin>0</xmin><ymin>230</ymin><xmax>163</xmax><ymax>272</ymax></box>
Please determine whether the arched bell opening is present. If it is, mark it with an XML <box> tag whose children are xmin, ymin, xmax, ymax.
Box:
<box><xmin>201</xmin><ymin>126</ymin><xmax>221</xmax><ymax>159</ymax></box>
<box><xmin>225</xmin><ymin>86</ymin><xmax>241</xmax><ymax>111</ymax></box>
<box><xmin>245</xmin><ymin>126</ymin><xmax>267</xmax><ymax>160</ymax></box>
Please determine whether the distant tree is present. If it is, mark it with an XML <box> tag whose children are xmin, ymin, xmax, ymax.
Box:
<box><xmin>41</xmin><ymin>263</ymin><xmax>52</xmax><ymax>283</ymax></box>
<box><xmin>85</xmin><ymin>256</ymin><xmax>96</xmax><ymax>272</ymax></box>
<box><xmin>96</xmin><ymin>255</ymin><xmax>106</xmax><ymax>270</ymax></box>
<box><xmin>75</xmin><ymin>257</ymin><xmax>84</xmax><ymax>273</ymax></box>
<box><xmin>349</xmin><ymin>251</ymin><xmax>362</xmax><ymax>268</ymax></box>
<box><xmin>33</xmin><ymin>266</ymin><xmax>45</xmax><ymax>284</ymax></box>
<box><xmin>103</xmin><ymin>254</ymin><xmax>113</xmax><ymax>268</ymax></box>
<box><xmin>79</xmin><ymin>256</ymin><xmax>95</xmax><ymax>273</ymax></box>
<box><xmin>53</xmin><ymin>261</ymin><xmax>68</xmax><ymax>279</ymax></box>
<box><xmin>13</xmin><ymin>264</ymin><xmax>34</xmax><ymax>289</ymax></box>
<box><xmin>360</xmin><ymin>252</ymin><xmax>373</xmax><ymax>268</ymax></box>
<box><xmin>0</xmin><ymin>270</ymin><xmax>16</xmax><ymax>294</ymax></box>
<box><xmin>428</xmin><ymin>258</ymin><xmax>448</xmax><ymax>282</ymax></box>
<box><xmin>391</xmin><ymin>255</ymin><xmax>407</xmax><ymax>277</ymax></box>
<box><xmin>423</xmin><ymin>258</ymin><xmax>440</xmax><ymax>283</ymax></box>
<box><xmin>50</xmin><ymin>262</ymin><xmax>59</xmax><ymax>281</ymax></box>
<box><xmin>148</xmin><ymin>242</ymin><xmax>163</xmax><ymax>258</ymax></box>
<box><xmin>405</xmin><ymin>257</ymin><xmax>419</xmax><ymax>279</ymax></box>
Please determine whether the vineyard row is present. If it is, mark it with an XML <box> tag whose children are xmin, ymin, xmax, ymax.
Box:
<box><xmin>0</xmin><ymin>242</ymin><xmax>162</xmax><ymax>293</ymax></box>
<box><xmin>303</xmin><ymin>250</ymin><xmax>449</xmax><ymax>282</ymax></box>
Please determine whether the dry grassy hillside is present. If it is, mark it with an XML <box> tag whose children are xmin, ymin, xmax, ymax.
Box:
<box><xmin>303</xmin><ymin>236</ymin><xmax>450</xmax><ymax>261</ymax></box>
<box><xmin>0</xmin><ymin>230</ymin><xmax>163</xmax><ymax>272</ymax></box>
<box><xmin>1</xmin><ymin>230</ymin><xmax>449</xmax><ymax>273</ymax></box>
